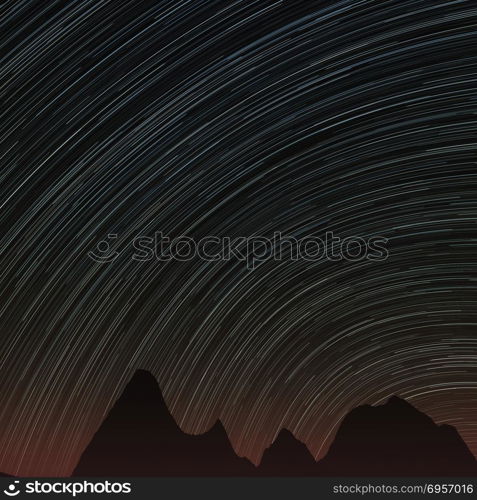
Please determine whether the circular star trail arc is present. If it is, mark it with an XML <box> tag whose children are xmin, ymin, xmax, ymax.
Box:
<box><xmin>1</xmin><ymin>0</ymin><xmax>477</xmax><ymax>476</ymax></box>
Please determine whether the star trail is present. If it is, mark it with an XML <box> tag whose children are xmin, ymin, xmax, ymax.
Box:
<box><xmin>1</xmin><ymin>0</ymin><xmax>477</xmax><ymax>477</ymax></box>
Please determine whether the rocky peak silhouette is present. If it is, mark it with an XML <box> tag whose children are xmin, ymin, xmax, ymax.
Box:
<box><xmin>318</xmin><ymin>396</ymin><xmax>477</xmax><ymax>476</ymax></box>
<box><xmin>258</xmin><ymin>429</ymin><xmax>317</xmax><ymax>476</ymax></box>
<box><xmin>73</xmin><ymin>370</ymin><xmax>254</xmax><ymax>476</ymax></box>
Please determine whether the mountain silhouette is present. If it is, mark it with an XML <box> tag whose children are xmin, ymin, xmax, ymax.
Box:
<box><xmin>317</xmin><ymin>396</ymin><xmax>477</xmax><ymax>476</ymax></box>
<box><xmin>257</xmin><ymin>429</ymin><xmax>317</xmax><ymax>476</ymax></box>
<box><xmin>73</xmin><ymin>370</ymin><xmax>255</xmax><ymax>476</ymax></box>
<box><xmin>73</xmin><ymin>371</ymin><xmax>477</xmax><ymax>476</ymax></box>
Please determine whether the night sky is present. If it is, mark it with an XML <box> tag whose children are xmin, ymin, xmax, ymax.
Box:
<box><xmin>1</xmin><ymin>0</ymin><xmax>477</xmax><ymax>477</ymax></box>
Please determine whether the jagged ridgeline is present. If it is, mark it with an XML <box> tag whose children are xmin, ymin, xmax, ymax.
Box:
<box><xmin>73</xmin><ymin>371</ymin><xmax>477</xmax><ymax>477</ymax></box>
